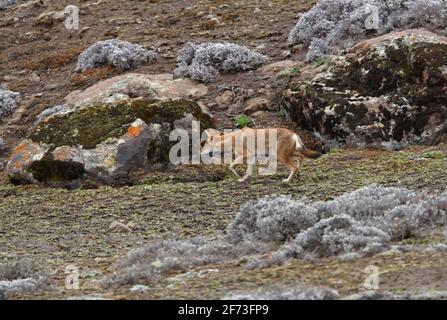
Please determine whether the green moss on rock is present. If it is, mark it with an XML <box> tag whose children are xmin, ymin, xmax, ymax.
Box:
<box><xmin>30</xmin><ymin>98</ymin><xmax>215</xmax><ymax>149</ymax></box>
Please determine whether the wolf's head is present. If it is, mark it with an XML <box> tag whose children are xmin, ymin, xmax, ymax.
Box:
<box><xmin>200</xmin><ymin>129</ymin><xmax>221</xmax><ymax>158</ymax></box>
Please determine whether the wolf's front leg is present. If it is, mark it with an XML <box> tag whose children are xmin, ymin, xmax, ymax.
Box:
<box><xmin>238</xmin><ymin>164</ymin><xmax>255</xmax><ymax>182</ymax></box>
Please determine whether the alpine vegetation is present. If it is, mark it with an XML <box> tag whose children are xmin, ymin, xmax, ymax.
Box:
<box><xmin>0</xmin><ymin>259</ymin><xmax>51</xmax><ymax>296</ymax></box>
<box><xmin>103</xmin><ymin>236</ymin><xmax>274</xmax><ymax>286</ymax></box>
<box><xmin>0</xmin><ymin>0</ymin><xmax>15</xmax><ymax>10</ymax></box>
<box><xmin>104</xmin><ymin>186</ymin><xmax>447</xmax><ymax>285</ymax></box>
<box><xmin>288</xmin><ymin>0</ymin><xmax>447</xmax><ymax>60</ymax></box>
<box><xmin>173</xmin><ymin>42</ymin><xmax>268</xmax><ymax>83</ymax></box>
<box><xmin>223</xmin><ymin>284</ymin><xmax>339</xmax><ymax>300</ymax></box>
<box><xmin>0</xmin><ymin>88</ymin><xmax>20</xmax><ymax>120</ymax></box>
<box><xmin>227</xmin><ymin>195</ymin><xmax>321</xmax><ymax>244</ymax></box>
<box><xmin>75</xmin><ymin>39</ymin><xmax>157</xmax><ymax>72</ymax></box>
<box><xmin>229</xmin><ymin>185</ymin><xmax>447</xmax><ymax>259</ymax></box>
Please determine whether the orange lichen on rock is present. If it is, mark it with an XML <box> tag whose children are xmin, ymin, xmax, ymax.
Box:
<box><xmin>127</xmin><ymin>125</ymin><xmax>141</xmax><ymax>138</ymax></box>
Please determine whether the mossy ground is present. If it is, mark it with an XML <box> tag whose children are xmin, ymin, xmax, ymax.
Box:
<box><xmin>1</xmin><ymin>144</ymin><xmax>446</xmax><ymax>299</ymax></box>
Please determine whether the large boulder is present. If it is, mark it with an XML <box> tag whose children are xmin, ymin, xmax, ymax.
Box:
<box><xmin>282</xmin><ymin>29</ymin><xmax>447</xmax><ymax>148</ymax></box>
<box><xmin>7</xmin><ymin>74</ymin><xmax>215</xmax><ymax>184</ymax></box>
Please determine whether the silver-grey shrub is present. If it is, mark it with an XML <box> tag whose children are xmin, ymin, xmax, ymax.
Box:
<box><xmin>0</xmin><ymin>0</ymin><xmax>15</xmax><ymax>10</ymax></box>
<box><xmin>290</xmin><ymin>215</ymin><xmax>391</xmax><ymax>257</ymax></box>
<box><xmin>104</xmin><ymin>186</ymin><xmax>447</xmax><ymax>285</ymax></box>
<box><xmin>173</xmin><ymin>42</ymin><xmax>268</xmax><ymax>83</ymax></box>
<box><xmin>223</xmin><ymin>284</ymin><xmax>339</xmax><ymax>300</ymax></box>
<box><xmin>234</xmin><ymin>186</ymin><xmax>447</xmax><ymax>259</ymax></box>
<box><xmin>103</xmin><ymin>236</ymin><xmax>274</xmax><ymax>286</ymax></box>
<box><xmin>0</xmin><ymin>88</ymin><xmax>20</xmax><ymax>120</ymax></box>
<box><xmin>75</xmin><ymin>39</ymin><xmax>157</xmax><ymax>72</ymax></box>
<box><xmin>0</xmin><ymin>259</ymin><xmax>51</xmax><ymax>295</ymax></box>
<box><xmin>288</xmin><ymin>0</ymin><xmax>447</xmax><ymax>61</ymax></box>
<box><xmin>227</xmin><ymin>195</ymin><xmax>320</xmax><ymax>244</ymax></box>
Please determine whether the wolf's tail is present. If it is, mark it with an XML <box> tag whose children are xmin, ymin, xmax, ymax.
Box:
<box><xmin>293</xmin><ymin>134</ymin><xmax>321</xmax><ymax>159</ymax></box>
<box><xmin>301</xmin><ymin>148</ymin><xmax>322</xmax><ymax>159</ymax></box>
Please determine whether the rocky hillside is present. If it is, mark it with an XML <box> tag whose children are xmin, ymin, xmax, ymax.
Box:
<box><xmin>1</xmin><ymin>0</ymin><xmax>447</xmax><ymax>300</ymax></box>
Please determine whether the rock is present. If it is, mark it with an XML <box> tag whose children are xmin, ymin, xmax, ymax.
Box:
<box><xmin>282</xmin><ymin>29</ymin><xmax>447</xmax><ymax>149</ymax></box>
<box><xmin>6</xmin><ymin>140</ymin><xmax>52</xmax><ymax>184</ymax></box>
<box><xmin>47</xmin><ymin>119</ymin><xmax>158</xmax><ymax>183</ymax></box>
<box><xmin>108</xmin><ymin>221</ymin><xmax>132</xmax><ymax>233</ymax></box>
<box><xmin>129</xmin><ymin>284</ymin><xmax>150</xmax><ymax>293</ymax></box>
<box><xmin>260</xmin><ymin>60</ymin><xmax>299</xmax><ymax>76</ymax></box>
<box><xmin>30</xmin><ymin>99</ymin><xmax>213</xmax><ymax>150</ymax></box>
<box><xmin>67</xmin><ymin>296</ymin><xmax>108</xmax><ymax>300</ymax></box>
<box><xmin>3</xmin><ymin>75</ymin><xmax>19</xmax><ymax>82</ymax></box>
<box><xmin>29</xmin><ymin>72</ymin><xmax>40</xmax><ymax>82</ymax></box>
<box><xmin>64</xmin><ymin>73</ymin><xmax>208</xmax><ymax>107</ymax></box>
<box><xmin>7</xmin><ymin>74</ymin><xmax>215</xmax><ymax>184</ymax></box>
<box><xmin>215</xmin><ymin>90</ymin><xmax>234</xmax><ymax>108</ymax></box>
<box><xmin>0</xmin><ymin>137</ymin><xmax>4</xmax><ymax>153</ymax></box>
<box><xmin>250</xmin><ymin>111</ymin><xmax>270</xmax><ymax>121</ymax></box>
<box><xmin>281</xmin><ymin>50</ymin><xmax>292</xmax><ymax>59</ymax></box>
<box><xmin>34</xmin><ymin>10</ymin><xmax>68</xmax><ymax>26</ymax></box>
<box><xmin>244</xmin><ymin>97</ymin><xmax>270</xmax><ymax>114</ymax></box>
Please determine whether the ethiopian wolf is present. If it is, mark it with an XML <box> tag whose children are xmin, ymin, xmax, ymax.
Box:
<box><xmin>201</xmin><ymin>128</ymin><xmax>321</xmax><ymax>183</ymax></box>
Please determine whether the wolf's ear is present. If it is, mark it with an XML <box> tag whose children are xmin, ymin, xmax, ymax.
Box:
<box><xmin>203</xmin><ymin>129</ymin><xmax>220</xmax><ymax>140</ymax></box>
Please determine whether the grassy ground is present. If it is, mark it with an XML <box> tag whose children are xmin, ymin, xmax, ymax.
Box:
<box><xmin>1</xmin><ymin>144</ymin><xmax>446</xmax><ymax>299</ymax></box>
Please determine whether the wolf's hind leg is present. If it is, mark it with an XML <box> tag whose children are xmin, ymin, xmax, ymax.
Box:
<box><xmin>229</xmin><ymin>155</ymin><xmax>243</xmax><ymax>178</ymax></box>
<box><xmin>292</xmin><ymin>154</ymin><xmax>305</xmax><ymax>177</ymax></box>
<box><xmin>281</xmin><ymin>158</ymin><xmax>299</xmax><ymax>183</ymax></box>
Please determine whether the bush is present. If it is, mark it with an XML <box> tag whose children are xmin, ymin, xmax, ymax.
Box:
<box><xmin>103</xmin><ymin>236</ymin><xmax>274</xmax><ymax>286</ymax></box>
<box><xmin>0</xmin><ymin>88</ymin><xmax>20</xmax><ymax>120</ymax></box>
<box><xmin>173</xmin><ymin>42</ymin><xmax>268</xmax><ymax>83</ymax></box>
<box><xmin>0</xmin><ymin>0</ymin><xmax>15</xmax><ymax>10</ymax></box>
<box><xmin>104</xmin><ymin>186</ymin><xmax>447</xmax><ymax>285</ymax></box>
<box><xmin>231</xmin><ymin>185</ymin><xmax>447</xmax><ymax>259</ymax></box>
<box><xmin>227</xmin><ymin>195</ymin><xmax>319</xmax><ymax>243</ymax></box>
<box><xmin>0</xmin><ymin>259</ymin><xmax>51</xmax><ymax>296</ymax></box>
<box><xmin>223</xmin><ymin>284</ymin><xmax>339</xmax><ymax>300</ymax></box>
<box><xmin>288</xmin><ymin>0</ymin><xmax>447</xmax><ymax>60</ymax></box>
<box><xmin>75</xmin><ymin>39</ymin><xmax>157</xmax><ymax>72</ymax></box>
<box><xmin>290</xmin><ymin>215</ymin><xmax>390</xmax><ymax>257</ymax></box>
<box><xmin>0</xmin><ymin>259</ymin><xmax>43</xmax><ymax>281</ymax></box>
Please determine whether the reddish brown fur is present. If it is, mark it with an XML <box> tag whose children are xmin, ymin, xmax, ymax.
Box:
<box><xmin>202</xmin><ymin>128</ymin><xmax>321</xmax><ymax>182</ymax></box>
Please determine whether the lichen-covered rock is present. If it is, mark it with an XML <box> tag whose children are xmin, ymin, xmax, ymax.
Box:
<box><xmin>37</xmin><ymin>119</ymin><xmax>157</xmax><ymax>183</ymax></box>
<box><xmin>30</xmin><ymin>98</ymin><xmax>213</xmax><ymax>150</ymax></box>
<box><xmin>8</xmin><ymin>119</ymin><xmax>163</xmax><ymax>184</ymax></box>
<box><xmin>6</xmin><ymin>140</ymin><xmax>52</xmax><ymax>183</ymax></box>
<box><xmin>282</xmin><ymin>29</ymin><xmax>447</xmax><ymax>148</ymax></box>
<box><xmin>7</xmin><ymin>74</ymin><xmax>215</xmax><ymax>184</ymax></box>
<box><xmin>64</xmin><ymin>73</ymin><xmax>209</xmax><ymax>108</ymax></box>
